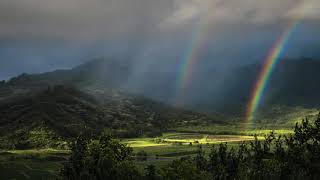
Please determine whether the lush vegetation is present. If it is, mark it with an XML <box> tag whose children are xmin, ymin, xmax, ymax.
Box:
<box><xmin>57</xmin><ymin>115</ymin><xmax>320</xmax><ymax>179</ymax></box>
<box><xmin>0</xmin><ymin>85</ymin><xmax>218</xmax><ymax>149</ymax></box>
<box><xmin>0</xmin><ymin>149</ymin><xmax>68</xmax><ymax>179</ymax></box>
<box><xmin>2</xmin><ymin>115</ymin><xmax>320</xmax><ymax>179</ymax></box>
<box><xmin>2</xmin><ymin>59</ymin><xmax>320</xmax><ymax>179</ymax></box>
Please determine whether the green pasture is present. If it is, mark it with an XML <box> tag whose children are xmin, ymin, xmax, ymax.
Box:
<box><xmin>171</xmin><ymin>125</ymin><xmax>294</xmax><ymax>136</ymax></box>
<box><xmin>0</xmin><ymin>149</ymin><xmax>68</xmax><ymax>179</ymax></box>
<box><xmin>124</xmin><ymin>132</ymin><xmax>267</xmax><ymax>158</ymax></box>
<box><xmin>0</xmin><ymin>129</ymin><xmax>295</xmax><ymax>179</ymax></box>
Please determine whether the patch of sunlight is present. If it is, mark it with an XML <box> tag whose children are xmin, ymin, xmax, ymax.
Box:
<box><xmin>241</xmin><ymin>129</ymin><xmax>293</xmax><ymax>136</ymax></box>
<box><xmin>8</xmin><ymin>148</ymin><xmax>69</xmax><ymax>154</ymax></box>
<box><xmin>125</xmin><ymin>140</ymin><xmax>168</xmax><ymax>148</ymax></box>
<box><xmin>162</xmin><ymin>135</ymin><xmax>263</xmax><ymax>144</ymax></box>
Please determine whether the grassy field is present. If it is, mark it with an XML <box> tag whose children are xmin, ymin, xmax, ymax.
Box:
<box><xmin>123</xmin><ymin>132</ymin><xmax>265</xmax><ymax>155</ymax></box>
<box><xmin>173</xmin><ymin>125</ymin><xmax>294</xmax><ymax>136</ymax></box>
<box><xmin>0</xmin><ymin>149</ymin><xmax>69</xmax><ymax>179</ymax></box>
<box><xmin>0</xmin><ymin>130</ymin><xmax>292</xmax><ymax>179</ymax></box>
<box><xmin>170</xmin><ymin>107</ymin><xmax>318</xmax><ymax>136</ymax></box>
<box><xmin>0</xmin><ymin>133</ymin><xmax>261</xmax><ymax>179</ymax></box>
<box><xmin>123</xmin><ymin>133</ymin><xmax>263</xmax><ymax>173</ymax></box>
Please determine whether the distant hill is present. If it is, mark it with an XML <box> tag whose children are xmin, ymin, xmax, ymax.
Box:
<box><xmin>0</xmin><ymin>86</ymin><xmax>108</xmax><ymax>149</ymax></box>
<box><xmin>4</xmin><ymin>58</ymin><xmax>320</xmax><ymax>108</ymax></box>
<box><xmin>0</xmin><ymin>85</ymin><xmax>219</xmax><ymax>149</ymax></box>
<box><xmin>195</xmin><ymin>59</ymin><xmax>320</xmax><ymax>114</ymax></box>
<box><xmin>7</xmin><ymin>58</ymin><xmax>131</xmax><ymax>89</ymax></box>
<box><xmin>1</xmin><ymin>58</ymin><xmax>320</xmax><ymax>132</ymax></box>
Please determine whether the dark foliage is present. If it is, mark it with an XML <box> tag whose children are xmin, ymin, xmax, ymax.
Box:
<box><xmin>0</xmin><ymin>84</ymin><xmax>215</xmax><ymax>149</ymax></box>
<box><xmin>0</xmin><ymin>86</ymin><xmax>109</xmax><ymax>149</ymax></box>
<box><xmin>136</xmin><ymin>150</ymin><xmax>148</xmax><ymax>161</ymax></box>
<box><xmin>60</xmin><ymin>133</ymin><xmax>141</xmax><ymax>180</ymax></box>
<box><xmin>159</xmin><ymin>113</ymin><xmax>320</xmax><ymax>179</ymax></box>
<box><xmin>61</xmin><ymin>114</ymin><xmax>320</xmax><ymax>179</ymax></box>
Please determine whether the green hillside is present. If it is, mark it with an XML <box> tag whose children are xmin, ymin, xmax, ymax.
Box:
<box><xmin>1</xmin><ymin>58</ymin><xmax>320</xmax><ymax>150</ymax></box>
<box><xmin>0</xmin><ymin>85</ymin><xmax>218</xmax><ymax>149</ymax></box>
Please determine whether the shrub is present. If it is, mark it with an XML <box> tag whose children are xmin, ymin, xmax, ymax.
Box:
<box><xmin>60</xmin><ymin>133</ymin><xmax>141</xmax><ymax>180</ymax></box>
<box><xmin>136</xmin><ymin>150</ymin><xmax>148</xmax><ymax>161</ymax></box>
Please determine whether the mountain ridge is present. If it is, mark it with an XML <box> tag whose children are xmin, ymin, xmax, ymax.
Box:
<box><xmin>2</xmin><ymin>58</ymin><xmax>320</xmax><ymax>122</ymax></box>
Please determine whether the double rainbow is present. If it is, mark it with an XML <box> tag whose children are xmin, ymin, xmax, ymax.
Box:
<box><xmin>175</xmin><ymin>4</ymin><xmax>304</xmax><ymax>128</ymax></box>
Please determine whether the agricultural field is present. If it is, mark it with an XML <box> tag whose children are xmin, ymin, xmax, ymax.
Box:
<box><xmin>173</xmin><ymin>125</ymin><xmax>294</xmax><ymax>136</ymax></box>
<box><xmin>125</xmin><ymin>132</ymin><xmax>265</xmax><ymax>155</ymax></box>
<box><xmin>0</xmin><ymin>149</ymin><xmax>69</xmax><ymax>179</ymax></box>
<box><xmin>0</xmin><ymin>131</ymin><xmax>287</xmax><ymax>179</ymax></box>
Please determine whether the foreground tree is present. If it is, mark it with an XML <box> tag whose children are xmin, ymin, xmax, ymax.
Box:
<box><xmin>60</xmin><ymin>133</ymin><xmax>141</xmax><ymax>180</ymax></box>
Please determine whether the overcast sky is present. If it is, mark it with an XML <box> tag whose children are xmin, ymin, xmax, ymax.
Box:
<box><xmin>1</xmin><ymin>0</ymin><xmax>320</xmax><ymax>80</ymax></box>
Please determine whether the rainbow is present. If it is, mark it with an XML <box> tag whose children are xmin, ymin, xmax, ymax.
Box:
<box><xmin>245</xmin><ymin>20</ymin><xmax>301</xmax><ymax>128</ymax></box>
<box><xmin>174</xmin><ymin>3</ymin><xmax>305</xmax><ymax>118</ymax></box>
<box><xmin>175</xmin><ymin>13</ymin><xmax>213</xmax><ymax>106</ymax></box>
<box><xmin>175</xmin><ymin>23</ymin><xmax>202</xmax><ymax>105</ymax></box>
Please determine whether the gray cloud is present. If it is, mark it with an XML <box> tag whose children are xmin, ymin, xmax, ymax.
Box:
<box><xmin>162</xmin><ymin>0</ymin><xmax>320</xmax><ymax>27</ymax></box>
<box><xmin>0</xmin><ymin>0</ymin><xmax>320</xmax><ymax>80</ymax></box>
<box><xmin>1</xmin><ymin>0</ymin><xmax>319</xmax><ymax>42</ymax></box>
<box><xmin>0</xmin><ymin>0</ymin><xmax>174</xmax><ymax>43</ymax></box>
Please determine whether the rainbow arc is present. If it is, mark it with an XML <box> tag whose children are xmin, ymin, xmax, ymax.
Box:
<box><xmin>245</xmin><ymin>20</ymin><xmax>301</xmax><ymax>128</ymax></box>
